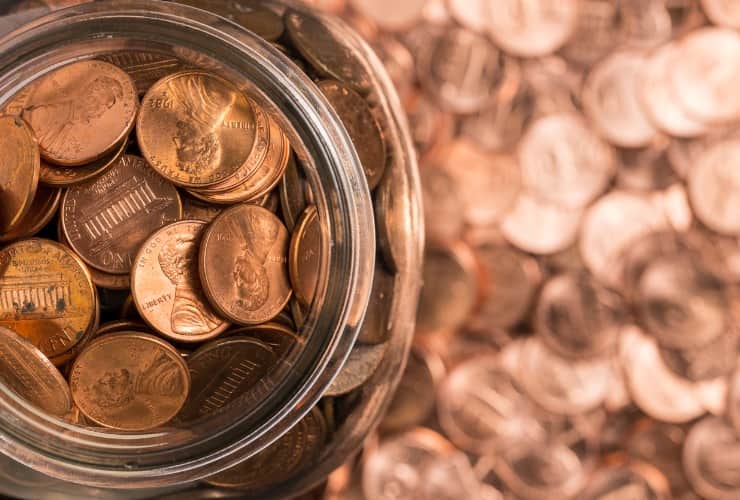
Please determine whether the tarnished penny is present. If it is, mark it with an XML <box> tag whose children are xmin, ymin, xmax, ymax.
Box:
<box><xmin>137</xmin><ymin>70</ymin><xmax>257</xmax><ymax>188</ymax></box>
<box><xmin>181</xmin><ymin>196</ymin><xmax>223</xmax><ymax>223</ymax></box>
<box><xmin>280</xmin><ymin>154</ymin><xmax>309</xmax><ymax>232</ymax></box>
<box><xmin>205</xmin><ymin>406</ymin><xmax>327</xmax><ymax>490</ymax></box>
<box><xmin>0</xmin><ymin>239</ymin><xmax>96</xmax><ymax>359</ymax></box>
<box><xmin>98</xmin><ymin>51</ymin><xmax>186</xmax><ymax>96</ymax></box>
<box><xmin>69</xmin><ymin>331</ymin><xmax>190</xmax><ymax>430</ymax></box>
<box><xmin>285</xmin><ymin>8</ymin><xmax>372</xmax><ymax>94</ymax></box>
<box><xmin>0</xmin><ymin>115</ymin><xmax>40</xmax><ymax>235</ymax></box>
<box><xmin>200</xmin><ymin>204</ymin><xmax>292</xmax><ymax>325</ymax></box>
<box><xmin>61</xmin><ymin>154</ymin><xmax>182</xmax><ymax>275</ymax></box>
<box><xmin>132</xmin><ymin>221</ymin><xmax>229</xmax><ymax>343</ymax></box>
<box><xmin>318</xmin><ymin>80</ymin><xmax>386</xmax><ymax>190</ymax></box>
<box><xmin>325</xmin><ymin>342</ymin><xmax>388</xmax><ymax>396</ymax></box>
<box><xmin>176</xmin><ymin>336</ymin><xmax>277</xmax><ymax>422</ymax></box>
<box><xmin>22</xmin><ymin>60</ymin><xmax>138</xmax><ymax>166</ymax></box>
<box><xmin>38</xmin><ymin>137</ymin><xmax>126</xmax><ymax>187</ymax></box>
<box><xmin>289</xmin><ymin>206</ymin><xmax>321</xmax><ymax>306</ymax></box>
<box><xmin>0</xmin><ymin>185</ymin><xmax>60</xmax><ymax>243</ymax></box>
<box><xmin>0</xmin><ymin>326</ymin><xmax>72</xmax><ymax>417</ymax></box>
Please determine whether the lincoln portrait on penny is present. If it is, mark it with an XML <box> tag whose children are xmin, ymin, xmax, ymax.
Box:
<box><xmin>231</xmin><ymin>212</ymin><xmax>280</xmax><ymax>311</ymax></box>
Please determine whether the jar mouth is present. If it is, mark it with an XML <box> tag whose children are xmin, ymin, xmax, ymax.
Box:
<box><xmin>0</xmin><ymin>0</ymin><xmax>375</xmax><ymax>487</ymax></box>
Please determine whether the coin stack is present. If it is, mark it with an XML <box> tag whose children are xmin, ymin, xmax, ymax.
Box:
<box><xmin>299</xmin><ymin>0</ymin><xmax>740</xmax><ymax>499</ymax></box>
<box><xmin>0</xmin><ymin>2</ymin><xmax>403</xmax><ymax>494</ymax></box>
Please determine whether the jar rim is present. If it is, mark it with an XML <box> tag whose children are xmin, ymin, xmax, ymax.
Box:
<box><xmin>0</xmin><ymin>0</ymin><xmax>375</xmax><ymax>488</ymax></box>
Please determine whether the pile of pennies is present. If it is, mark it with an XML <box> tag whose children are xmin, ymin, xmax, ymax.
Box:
<box><xmin>304</xmin><ymin>0</ymin><xmax>740</xmax><ymax>499</ymax></box>
<box><xmin>0</xmin><ymin>2</ymin><xmax>402</xmax><ymax>494</ymax></box>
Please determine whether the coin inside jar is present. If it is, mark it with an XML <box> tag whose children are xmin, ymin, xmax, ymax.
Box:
<box><xmin>131</xmin><ymin>220</ymin><xmax>229</xmax><ymax>343</ymax></box>
<box><xmin>69</xmin><ymin>331</ymin><xmax>190</xmax><ymax>430</ymax></box>
<box><xmin>0</xmin><ymin>115</ymin><xmax>40</xmax><ymax>236</ymax></box>
<box><xmin>22</xmin><ymin>60</ymin><xmax>138</xmax><ymax>166</ymax></box>
<box><xmin>137</xmin><ymin>70</ymin><xmax>257</xmax><ymax>188</ymax></box>
<box><xmin>199</xmin><ymin>204</ymin><xmax>292</xmax><ymax>325</ymax></box>
<box><xmin>289</xmin><ymin>205</ymin><xmax>321</xmax><ymax>306</ymax></box>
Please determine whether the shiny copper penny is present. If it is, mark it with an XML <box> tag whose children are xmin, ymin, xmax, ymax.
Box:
<box><xmin>22</xmin><ymin>60</ymin><xmax>138</xmax><ymax>166</ymax></box>
<box><xmin>0</xmin><ymin>115</ymin><xmax>40</xmax><ymax>235</ymax></box>
<box><xmin>48</xmin><ymin>294</ymin><xmax>99</xmax><ymax>368</ymax></box>
<box><xmin>176</xmin><ymin>336</ymin><xmax>277</xmax><ymax>422</ymax></box>
<box><xmin>0</xmin><ymin>238</ymin><xmax>96</xmax><ymax>359</ymax></box>
<box><xmin>0</xmin><ymin>185</ymin><xmax>60</xmax><ymax>243</ymax></box>
<box><xmin>38</xmin><ymin>137</ymin><xmax>126</xmax><ymax>187</ymax></box>
<box><xmin>69</xmin><ymin>331</ymin><xmax>190</xmax><ymax>430</ymax></box>
<box><xmin>318</xmin><ymin>80</ymin><xmax>386</xmax><ymax>190</ymax></box>
<box><xmin>98</xmin><ymin>51</ymin><xmax>186</xmax><ymax>96</ymax></box>
<box><xmin>205</xmin><ymin>406</ymin><xmax>327</xmax><ymax>490</ymax></box>
<box><xmin>200</xmin><ymin>204</ymin><xmax>292</xmax><ymax>325</ymax></box>
<box><xmin>325</xmin><ymin>341</ymin><xmax>388</xmax><ymax>396</ymax></box>
<box><xmin>61</xmin><ymin>154</ymin><xmax>182</xmax><ymax>275</ymax></box>
<box><xmin>289</xmin><ymin>206</ymin><xmax>321</xmax><ymax>306</ymax></box>
<box><xmin>132</xmin><ymin>220</ymin><xmax>229</xmax><ymax>343</ymax></box>
<box><xmin>137</xmin><ymin>70</ymin><xmax>257</xmax><ymax>188</ymax></box>
<box><xmin>285</xmin><ymin>8</ymin><xmax>371</xmax><ymax>94</ymax></box>
<box><xmin>0</xmin><ymin>326</ymin><xmax>72</xmax><ymax>417</ymax></box>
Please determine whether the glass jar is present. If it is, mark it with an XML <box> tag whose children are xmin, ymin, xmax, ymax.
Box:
<box><xmin>0</xmin><ymin>0</ymin><xmax>422</xmax><ymax>498</ymax></box>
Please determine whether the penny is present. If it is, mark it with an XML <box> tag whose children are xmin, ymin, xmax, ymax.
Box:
<box><xmin>660</xmin><ymin>330</ymin><xmax>739</xmax><ymax>382</ymax></box>
<box><xmin>284</xmin><ymin>8</ymin><xmax>372</xmax><ymax>94</ymax></box>
<box><xmin>61</xmin><ymin>154</ymin><xmax>182</xmax><ymax>275</ymax></box>
<box><xmin>535</xmin><ymin>271</ymin><xmax>625</xmax><ymax>359</ymax></box>
<box><xmin>98</xmin><ymin>51</ymin><xmax>186</xmax><ymax>96</ymax></box>
<box><xmin>636</xmin><ymin>253</ymin><xmax>727</xmax><ymax>350</ymax></box>
<box><xmin>517</xmin><ymin>337</ymin><xmax>612</xmax><ymax>416</ymax></box>
<box><xmin>560</xmin><ymin>0</ymin><xmax>620</xmax><ymax>68</ymax></box>
<box><xmin>0</xmin><ymin>238</ymin><xmax>96</xmax><ymax>359</ymax></box>
<box><xmin>485</xmin><ymin>0</ymin><xmax>579</xmax><ymax>57</ymax></box>
<box><xmin>683</xmin><ymin>417</ymin><xmax>740</xmax><ymax>500</ymax></box>
<box><xmin>200</xmin><ymin>204</ymin><xmax>292</xmax><ymax>325</ymax></box>
<box><xmin>22</xmin><ymin>60</ymin><xmax>138</xmax><ymax>166</ymax></box>
<box><xmin>615</xmin><ymin>139</ymin><xmax>679</xmax><ymax>192</ymax></box>
<box><xmin>416</xmin><ymin>243</ymin><xmax>479</xmax><ymax>334</ymax></box>
<box><xmin>69</xmin><ymin>331</ymin><xmax>190</xmax><ymax>430</ymax></box>
<box><xmin>230</xmin><ymin>322</ymin><xmax>303</xmax><ymax>360</ymax></box>
<box><xmin>280</xmin><ymin>154</ymin><xmax>309</xmax><ymax>232</ymax></box>
<box><xmin>701</xmin><ymin>0</ymin><xmax>740</xmax><ymax>29</ymax></box>
<box><xmin>0</xmin><ymin>115</ymin><xmax>40</xmax><ymax>235</ymax></box>
<box><xmin>620</xmin><ymin>327</ymin><xmax>705</xmax><ymax>423</ymax></box>
<box><xmin>205</xmin><ymin>407</ymin><xmax>327</xmax><ymax>490</ymax></box>
<box><xmin>583</xmin><ymin>51</ymin><xmax>658</xmax><ymax>147</ymax></box>
<box><xmin>325</xmin><ymin>342</ymin><xmax>388</xmax><ymax>397</ymax></box>
<box><xmin>518</xmin><ymin>113</ymin><xmax>615</xmax><ymax>208</ymax></box>
<box><xmin>468</xmin><ymin>245</ymin><xmax>540</xmax><ymax>331</ymax></box>
<box><xmin>289</xmin><ymin>206</ymin><xmax>321</xmax><ymax>307</ymax></box>
<box><xmin>626</xmin><ymin>422</ymin><xmax>692</xmax><ymax>496</ymax></box>
<box><xmin>416</xmin><ymin>27</ymin><xmax>503</xmax><ymax>114</ymax></box>
<box><xmin>0</xmin><ymin>185</ymin><xmax>60</xmax><ymax>243</ymax></box>
<box><xmin>671</xmin><ymin>27</ymin><xmax>740</xmax><ymax>124</ymax></box>
<box><xmin>137</xmin><ymin>70</ymin><xmax>257</xmax><ymax>188</ymax></box>
<box><xmin>349</xmin><ymin>0</ymin><xmax>425</xmax><ymax>30</ymax></box>
<box><xmin>580</xmin><ymin>463</ymin><xmax>670</xmax><ymax>500</ymax></box>
<box><xmin>371</xmin><ymin>36</ymin><xmax>415</xmax><ymax>101</ymax></box>
<box><xmin>688</xmin><ymin>139</ymin><xmax>740</xmax><ymax>235</ymax></box>
<box><xmin>419</xmin><ymin>452</ymin><xmax>482</xmax><ymax>500</ymax></box>
<box><xmin>318</xmin><ymin>80</ymin><xmax>386</xmax><ymax>190</ymax></box>
<box><xmin>420</xmin><ymin>166</ymin><xmax>465</xmax><ymax>246</ymax></box>
<box><xmin>0</xmin><ymin>326</ymin><xmax>72</xmax><ymax>417</ymax></box>
<box><xmin>357</xmin><ymin>262</ymin><xmax>394</xmax><ymax>345</ymax></box>
<box><xmin>132</xmin><ymin>221</ymin><xmax>229</xmax><ymax>343</ymax></box>
<box><xmin>640</xmin><ymin>43</ymin><xmax>706</xmax><ymax>138</ymax></box>
<box><xmin>405</xmin><ymin>93</ymin><xmax>456</xmax><ymax>159</ymax></box>
<box><xmin>181</xmin><ymin>196</ymin><xmax>223</xmax><ymax>223</ymax></box>
<box><xmin>38</xmin><ymin>135</ymin><xmax>127</xmax><ymax>187</ymax></box>
<box><xmin>374</xmin><ymin>158</ymin><xmax>412</xmax><ymax>274</ymax></box>
<box><xmin>620</xmin><ymin>0</ymin><xmax>673</xmax><ymax>49</ymax></box>
<box><xmin>501</xmin><ymin>192</ymin><xmax>582</xmax><ymax>255</ymax></box>
<box><xmin>47</xmin><ymin>295</ymin><xmax>99</xmax><ymax>368</ymax></box>
<box><xmin>176</xmin><ymin>336</ymin><xmax>277</xmax><ymax>422</ymax></box>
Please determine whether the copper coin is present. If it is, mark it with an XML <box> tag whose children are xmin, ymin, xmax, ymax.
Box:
<box><xmin>580</xmin><ymin>464</ymin><xmax>670</xmax><ymax>500</ymax></box>
<box><xmin>0</xmin><ymin>116</ymin><xmax>40</xmax><ymax>235</ymax></box>
<box><xmin>289</xmin><ymin>206</ymin><xmax>321</xmax><ymax>307</ymax></box>
<box><xmin>174</xmin><ymin>0</ymin><xmax>286</xmax><ymax>42</ymax></box>
<box><xmin>132</xmin><ymin>220</ymin><xmax>228</xmax><ymax>343</ymax></box>
<box><xmin>660</xmin><ymin>330</ymin><xmax>739</xmax><ymax>382</ymax></box>
<box><xmin>176</xmin><ymin>336</ymin><xmax>277</xmax><ymax>422</ymax></box>
<box><xmin>69</xmin><ymin>331</ymin><xmax>190</xmax><ymax>430</ymax></box>
<box><xmin>47</xmin><ymin>294</ymin><xmax>99</xmax><ymax>368</ymax></box>
<box><xmin>420</xmin><ymin>166</ymin><xmax>465</xmax><ymax>246</ymax></box>
<box><xmin>0</xmin><ymin>238</ymin><xmax>96</xmax><ymax>359</ymax></box>
<box><xmin>0</xmin><ymin>185</ymin><xmax>60</xmax><ymax>243</ymax></box>
<box><xmin>205</xmin><ymin>406</ymin><xmax>327</xmax><ymax>490</ymax></box>
<box><xmin>374</xmin><ymin>157</ymin><xmax>412</xmax><ymax>274</ymax></box>
<box><xmin>98</xmin><ymin>51</ymin><xmax>186</xmax><ymax>96</ymax></box>
<box><xmin>559</xmin><ymin>0</ymin><xmax>620</xmax><ymax>68</ymax></box>
<box><xmin>535</xmin><ymin>271</ymin><xmax>625</xmax><ymax>359</ymax></box>
<box><xmin>0</xmin><ymin>326</ymin><xmax>72</xmax><ymax>417</ymax></box>
<box><xmin>181</xmin><ymin>196</ymin><xmax>223</xmax><ymax>223</ymax></box>
<box><xmin>137</xmin><ymin>70</ymin><xmax>256</xmax><ymax>188</ymax></box>
<box><xmin>200</xmin><ymin>204</ymin><xmax>292</xmax><ymax>325</ymax></box>
<box><xmin>61</xmin><ymin>154</ymin><xmax>182</xmax><ymax>275</ymax></box>
<box><xmin>683</xmin><ymin>417</ymin><xmax>740</xmax><ymax>499</ymax></box>
<box><xmin>518</xmin><ymin>113</ymin><xmax>615</xmax><ymax>208</ymax></box>
<box><xmin>348</xmin><ymin>0</ymin><xmax>425</xmax><ymax>30</ymax></box>
<box><xmin>688</xmin><ymin>139</ymin><xmax>740</xmax><ymax>235</ymax></box>
<box><xmin>285</xmin><ymin>8</ymin><xmax>372</xmax><ymax>94</ymax></box>
<box><xmin>583</xmin><ymin>51</ymin><xmax>658</xmax><ymax>147</ymax></box>
<box><xmin>38</xmin><ymin>136</ymin><xmax>126</xmax><ymax>187</ymax></box>
<box><xmin>325</xmin><ymin>341</ymin><xmax>388</xmax><ymax>396</ymax></box>
<box><xmin>318</xmin><ymin>80</ymin><xmax>386</xmax><ymax>190</ymax></box>
<box><xmin>229</xmin><ymin>322</ymin><xmax>304</xmax><ymax>360</ymax></box>
<box><xmin>357</xmin><ymin>261</ymin><xmax>394</xmax><ymax>345</ymax></box>
<box><xmin>280</xmin><ymin>154</ymin><xmax>309</xmax><ymax>232</ymax></box>
<box><xmin>22</xmin><ymin>60</ymin><xmax>138</xmax><ymax>166</ymax></box>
